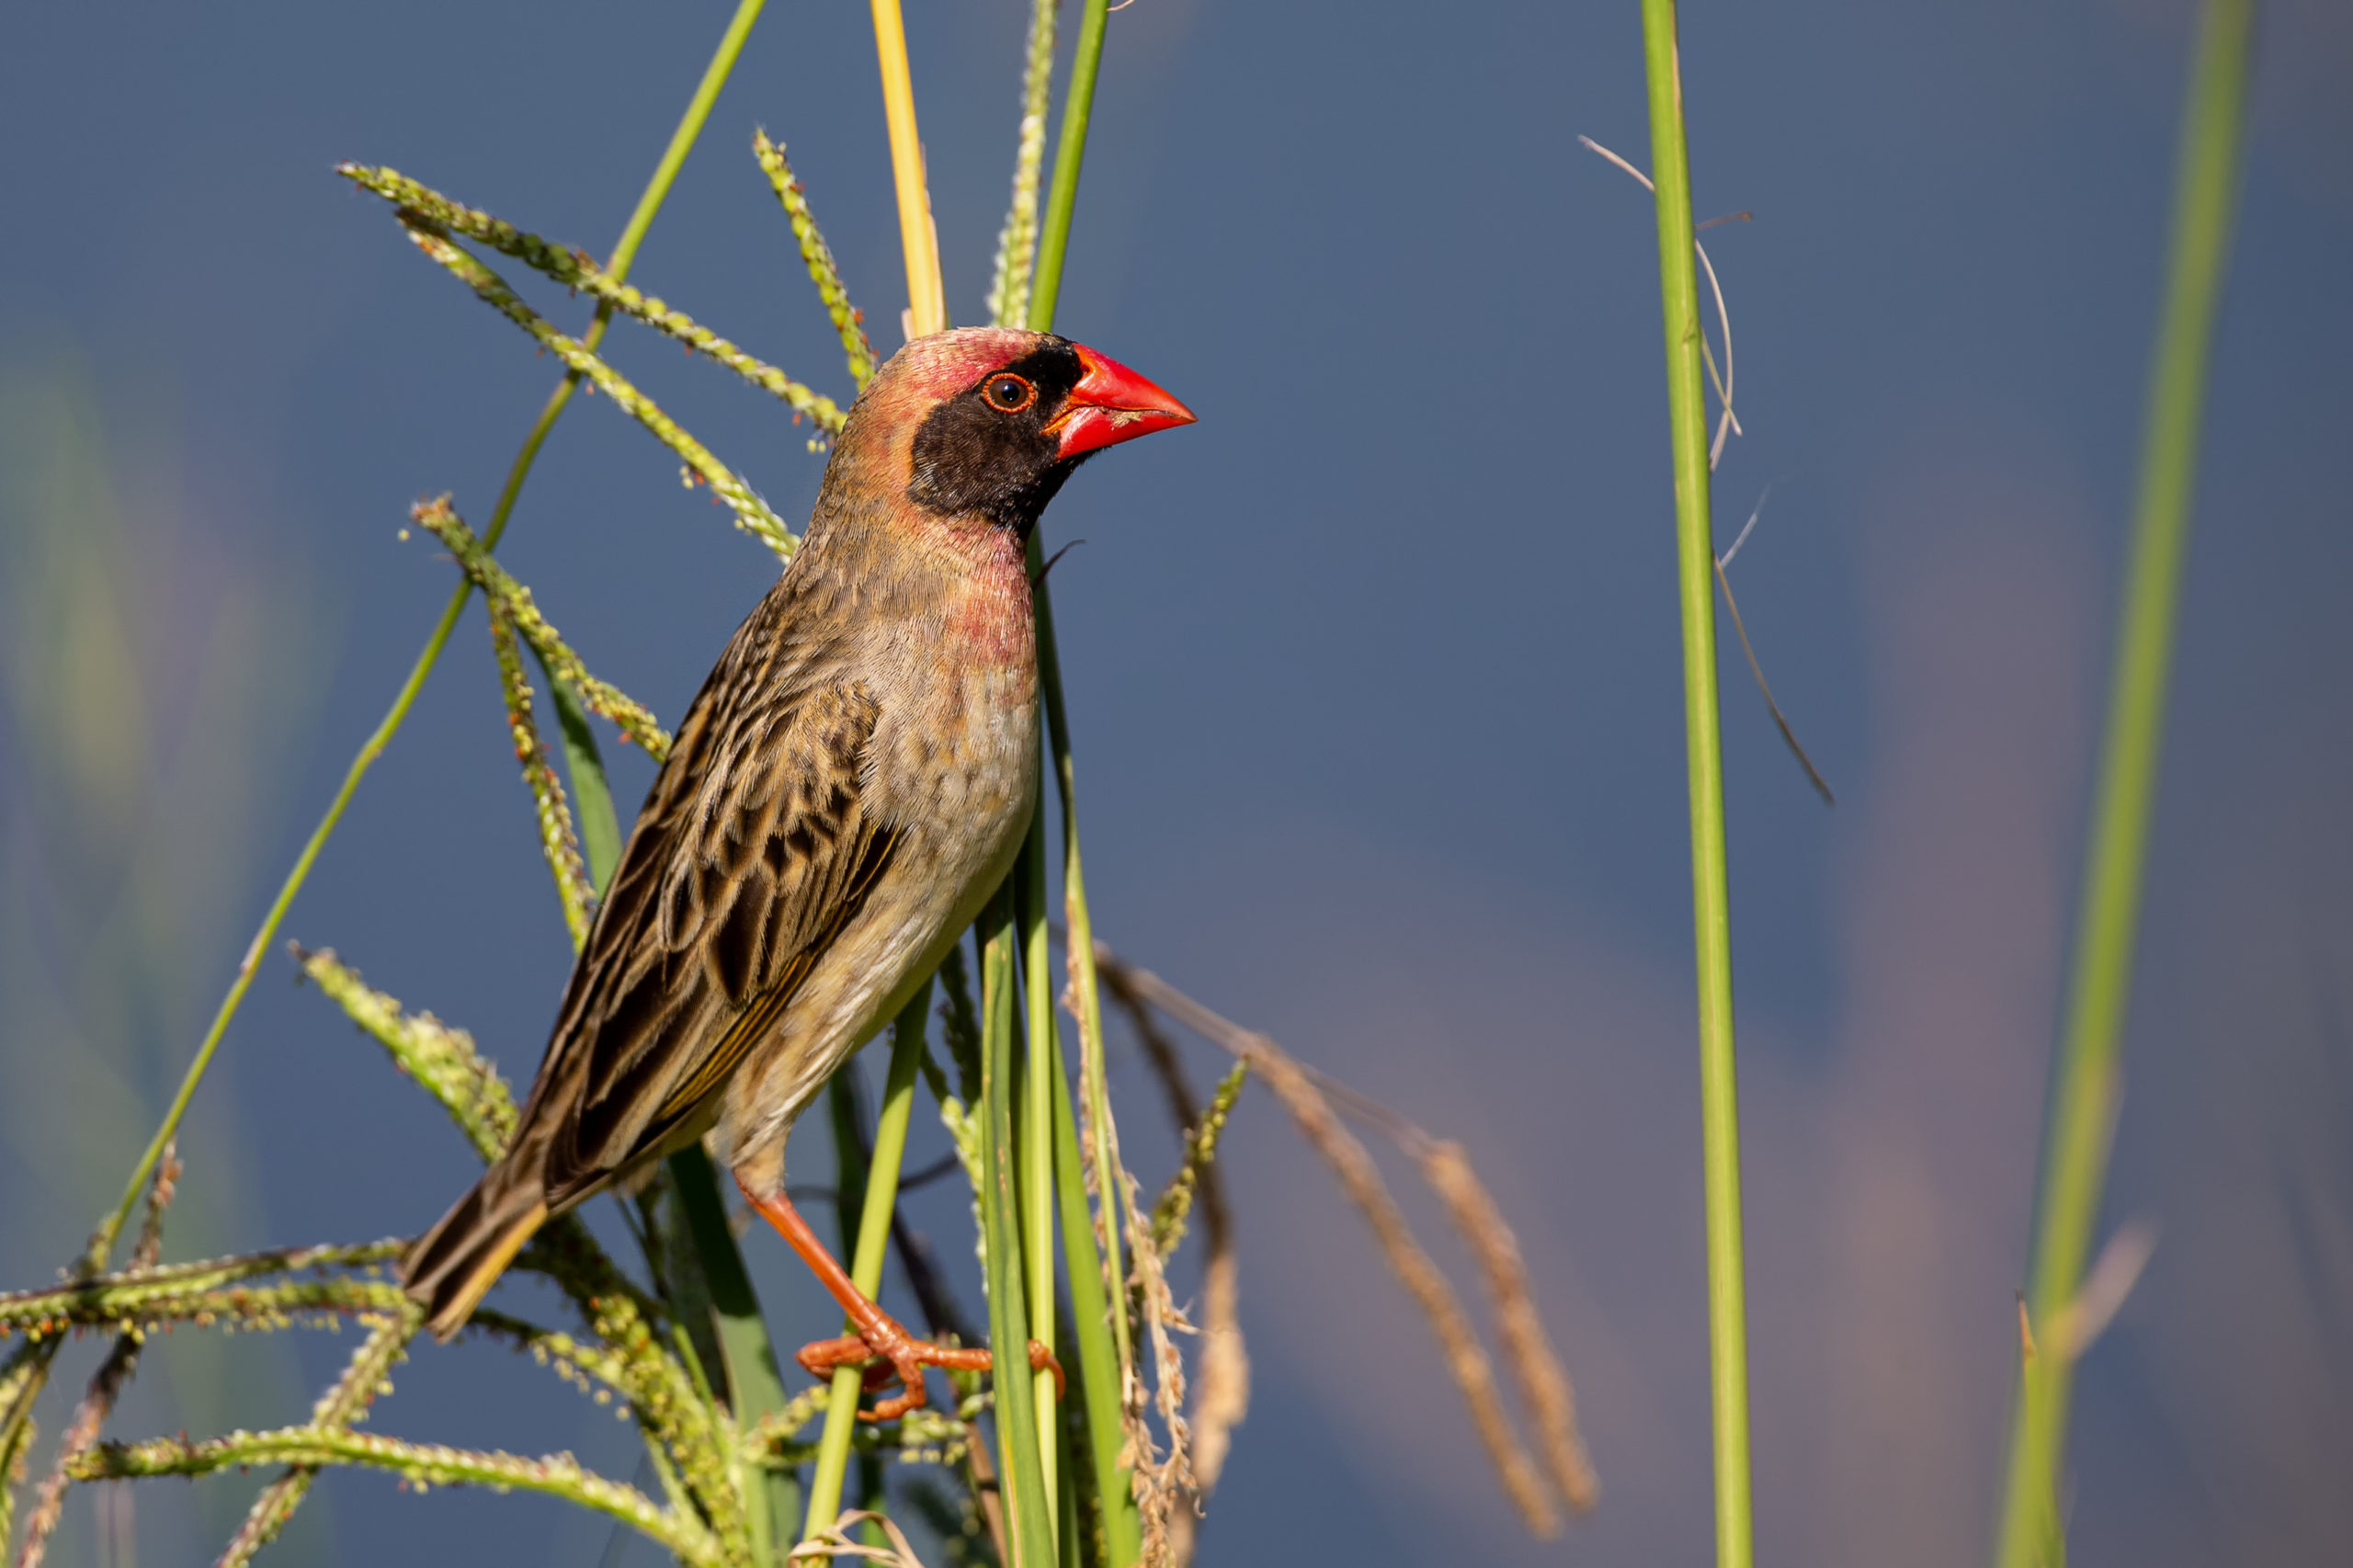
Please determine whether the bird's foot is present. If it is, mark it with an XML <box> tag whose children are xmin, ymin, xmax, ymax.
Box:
<box><xmin>796</xmin><ymin>1314</ymin><xmax>1063</xmax><ymax>1423</ymax></box>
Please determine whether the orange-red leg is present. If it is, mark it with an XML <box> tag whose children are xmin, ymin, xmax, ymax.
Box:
<box><xmin>735</xmin><ymin>1173</ymin><xmax>1062</xmax><ymax>1422</ymax></box>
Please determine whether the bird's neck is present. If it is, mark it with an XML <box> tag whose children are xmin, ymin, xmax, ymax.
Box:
<box><xmin>937</xmin><ymin>522</ymin><xmax>1036</xmax><ymax>670</ymax></box>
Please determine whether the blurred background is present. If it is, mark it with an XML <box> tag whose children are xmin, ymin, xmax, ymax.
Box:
<box><xmin>4</xmin><ymin>0</ymin><xmax>2349</xmax><ymax>1562</ymax></box>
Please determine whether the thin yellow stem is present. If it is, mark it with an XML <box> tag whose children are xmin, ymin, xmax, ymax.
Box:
<box><xmin>869</xmin><ymin>0</ymin><xmax>946</xmax><ymax>336</ymax></box>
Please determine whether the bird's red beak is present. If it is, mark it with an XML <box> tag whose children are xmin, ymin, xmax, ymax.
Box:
<box><xmin>1048</xmin><ymin>345</ymin><xmax>1196</xmax><ymax>460</ymax></box>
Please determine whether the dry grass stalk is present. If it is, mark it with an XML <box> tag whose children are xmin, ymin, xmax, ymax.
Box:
<box><xmin>1119</xmin><ymin>1170</ymin><xmax>1194</xmax><ymax>1565</ymax></box>
<box><xmin>15</xmin><ymin>1147</ymin><xmax>179</xmax><ymax>1568</ymax></box>
<box><xmin>1067</xmin><ymin>989</ymin><xmax>1193</xmax><ymax>1563</ymax></box>
<box><xmin>1182</xmin><ymin>1246</ymin><xmax>1246</xmax><ymax>1560</ymax></box>
<box><xmin>1419</xmin><ymin>1142</ymin><xmax>1597</xmax><ymax>1512</ymax></box>
<box><xmin>1107</xmin><ymin>975</ymin><xmax>1249</xmax><ymax>1564</ymax></box>
<box><xmin>1217</xmin><ymin>1040</ymin><xmax>1555</xmax><ymax>1536</ymax></box>
<box><xmin>792</xmin><ymin>1508</ymin><xmax>931</xmax><ymax>1567</ymax></box>
<box><xmin>1063</xmin><ymin>971</ymin><xmax>1191</xmax><ymax>1561</ymax></box>
<box><xmin>1097</xmin><ymin>944</ymin><xmax>1586</xmax><ymax>1538</ymax></box>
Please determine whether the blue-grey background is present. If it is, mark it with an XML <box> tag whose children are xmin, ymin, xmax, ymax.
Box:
<box><xmin>5</xmin><ymin>0</ymin><xmax>2349</xmax><ymax>1562</ymax></box>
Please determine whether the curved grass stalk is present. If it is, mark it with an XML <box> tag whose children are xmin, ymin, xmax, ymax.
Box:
<box><xmin>1150</xmin><ymin>1062</ymin><xmax>1247</xmax><ymax>1255</ymax></box>
<box><xmin>1992</xmin><ymin>3</ymin><xmax>2256</xmax><ymax>1563</ymax></box>
<box><xmin>1</xmin><ymin>1278</ymin><xmax>414</xmax><ymax>1340</ymax></box>
<box><xmin>72</xmin><ymin>1427</ymin><xmax>721</xmax><ymax>1566</ymax></box>
<box><xmin>344</xmin><ymin>165</ymin><xmax>847</xmax><ymax>434</ymax></box>
<box><xmin>74</xmin><ymin>0</ymin><xmax>770</xmax><ymax>1279</ymax></box>
<box><xmin>292</xmin><ymin>946</ymin><xmax>517</xmax><ymax>1160</ymax></box>
<box><xmin>14</xmin><ymin>1156</ymin><xmax>179</xmax><ymax>1568</ymax></box>
<box><xmin>752</xmin><ymin>132</ymin><xmax>878</xmax><ymax>391</ymax></box>
<box><xmin>411</xmin><ymin>497</ymin><xmax>676</xmax><ymax>760</ymax></box>
<box><xmin>402</xmin><ymin>229</ymin><xmax>797</xmax><ymax>557</ymax></box>
<box><xmin>0</xmin><ymin>1241</ymin><xmax>404</xmax><ymax>1333</ymax></box>
<box><xmin>218</xmin><ymin>1308</ymin><xmax>422</xmax><ymax>1568</ymax></box>
<box><xmin>487</xmin><ymin>604</ymin><xmax>597</xmax><ymax>947</ymax></box>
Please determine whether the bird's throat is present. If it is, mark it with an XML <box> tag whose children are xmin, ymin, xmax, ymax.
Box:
<box><xmin>941</xmin><ymin>524</ymin><xmax>1037</xmax><ymax>669</ymax></box>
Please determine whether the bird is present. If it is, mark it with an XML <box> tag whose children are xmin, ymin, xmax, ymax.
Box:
<box><xmin>402</xmin><ymin>326</ymin><xmax>1193</xmax><ymax>1419</ymax></box>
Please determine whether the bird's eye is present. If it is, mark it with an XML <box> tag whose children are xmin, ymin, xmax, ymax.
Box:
<box><xmin>982</xmin><ymin>373</ymin><xmax>1036</xmax><ymax>414</ymax></box>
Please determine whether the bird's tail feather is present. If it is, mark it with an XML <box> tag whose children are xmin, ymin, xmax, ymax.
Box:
<box><xmin>402</xmin><ymin>1167</ymin><xmax>549</xmax><ymax>1341</ymax></box>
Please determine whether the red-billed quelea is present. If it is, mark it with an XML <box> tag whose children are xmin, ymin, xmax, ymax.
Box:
<box><xmin>404</xmin><ymin>327</ymin><xmax>1193</xmax><ymax>1417</ymax></box>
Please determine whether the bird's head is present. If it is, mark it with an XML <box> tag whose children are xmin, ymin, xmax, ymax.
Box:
<box><xmin>825</xmin><ymin>327</ymin><xmax>1195</xmax><ymax>542</ymax></box>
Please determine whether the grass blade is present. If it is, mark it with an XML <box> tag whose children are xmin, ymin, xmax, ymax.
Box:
<box><xmin>540</xmin><ymin>665</ymin><xmax>625</xmax><ymax>890</ymax></box>
<box><xmin>1992</xmin><ymin>2</ymin><xmax>2256</xmax><ymax>1563</ymax></box>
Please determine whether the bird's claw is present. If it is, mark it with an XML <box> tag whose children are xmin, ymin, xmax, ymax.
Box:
<box><xmin>794</xmin><ymin>1318</ymin><xmax>1064</xmax><ymax>1423</ymax></box>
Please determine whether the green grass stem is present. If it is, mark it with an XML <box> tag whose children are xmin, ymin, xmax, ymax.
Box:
<box><xmin>987</xmin><ymin>0</ymin><xmax>1058</xmax><ymax>331</ymax></box>
<box><xmin>1992</xmin><ymin>4</ymin><xmax>2256</xmax><ymax>1563</ymax></box>
<box><xmin>1011</xmin><ymin>3</ymin><xmax>1141</xmax><ymax>1547</ymax></box>
<box><xmin>1016</xmin><ymin>833</ymin><xmax>1064</xmax><ymax>1539</ymax></box>
<box><xmin>980</xmin><ymin>892</ymin><xmax>1056</xmax><ymax>1568</ymax></box>
<box><xmin>76</xmin><ymin>0</ymin><xmax>768</xmax><ymax>1277</ymax></box>
<box><xmin>1051</xmin><ymin>1026</ymin><xmax>1140</xmax><ymax>1567</ymax></box>
<box><xmin>1024</xmin><ymin>0</ymin><xmax>1109</xmax><ymax>335</ymax></box>
<box><xmin>668</xmin><ymin>1141</ymin><xmax>801</xmax><ymax>1564</ymax></box>
<box><xmin>802</xmin><ymin>982</ymin><xmax>935</xmax><ymax>1550</ymax></box>
<box><xmin>1636</xmin><ymin>5</ymin><xmax>1754</xmax><ymax>1566</ymax></box>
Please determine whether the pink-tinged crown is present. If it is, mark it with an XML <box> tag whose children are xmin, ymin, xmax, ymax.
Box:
<box><xmin>873</xmin><ymin>327</ymin><xmax>1051</xmax><ymax>408</ymax></box>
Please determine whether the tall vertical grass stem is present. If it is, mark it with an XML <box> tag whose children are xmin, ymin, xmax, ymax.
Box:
<box><xmin>1018</xmin><ymin>1</ymin><xmax>1141</xmax><ymax>1551</ymax></box>
<box><xmin>868</xmin><ymin>0</ymin><xmax>947</xmax><ymax>335</ymax></box>
<box><xmin>981</xmin><ymin>893</ymin><xmax>1057</xmax><ymax>1568</ymax></box>
<box><xmin>1637</xmin><ymin>5</ymin><xmax>1754</xmax><ymax>1567</ymax></box>
<box><xmin>1025</xmin><ymin>0</ymin><xmax>1110</xmax><ymax>335</ymax></box>
<box><xmin>1050</xmin><ymin>1026</ymin><xmax>1142</xmax><ymax>1567</ymax></box>
<box><xmin>1993</xmin><ymin>3</ymin><xmax>2256</xmax><ymax>1563</ymax></box>
<box><xmin>802</xmin><ymin>983</ymin><xmax>935</xmax><ymax>1549</ymax></box>
<box><xmin>80</xmin><ymin>0</ymin><xmax>768</xmax><ymax>1274</ymax></box>
<box><xmin>1017</xmin><ymin>835</ymin><xmax>1063</xmax><ymax>1537</ymax></box>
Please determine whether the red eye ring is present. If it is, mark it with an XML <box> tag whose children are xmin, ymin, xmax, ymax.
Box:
<box><xmin>981</xmin><ymin>372</ymin><xmax>1036</xmax><ymax>414</ymax></box>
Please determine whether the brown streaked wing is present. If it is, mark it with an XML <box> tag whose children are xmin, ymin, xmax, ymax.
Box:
<box><xmin>525</xmin><ymin>662</ymin><xmax>895</xmax><ymax>1207</ymax></box>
